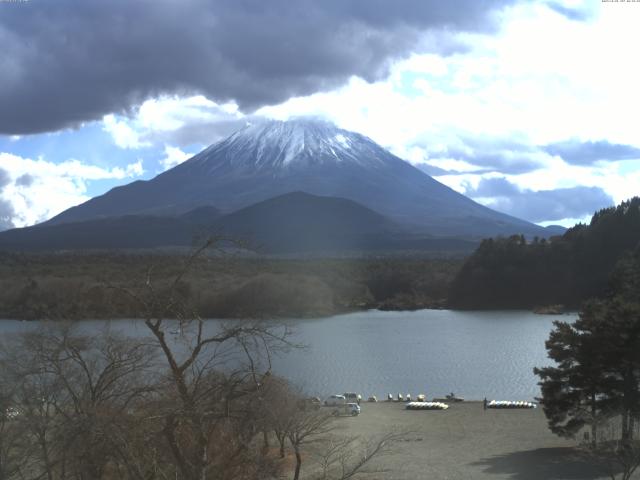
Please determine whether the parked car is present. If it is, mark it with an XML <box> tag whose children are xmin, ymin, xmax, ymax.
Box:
<box><xmin>324</xmin><ymin>394</ymin><xmax>346</xmax><ymax>406</ymax></box>
<box><xmin>332</xmin><ymin>402</ymin><xmax>361</xmax><ymax>416</ymax></box>
<box><xmin>298</xmin><ymin>397</ymin><xmax>322</xmax><ymax>410</ymax></box>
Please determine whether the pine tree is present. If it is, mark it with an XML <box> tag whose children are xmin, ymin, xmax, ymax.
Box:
<box><xmin>534</xmin><ymin>301</ymin><xmax>611</xmax><ymax>445</ymax></box>
<box><xmin>535</xmin><ymin>248</ymin><xmax>640</xmax><ymax>446</ymax></box>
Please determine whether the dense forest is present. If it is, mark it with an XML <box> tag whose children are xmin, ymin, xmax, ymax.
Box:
<box><xmin>450</xmin><ymin>197</ymin><xmax>640</xmax><ymax>309</ymax></box>
<box><xmin>0</xmin><ymin>253</ymin><xmax>462</xmax><ymax>320</ymax></box>
<box><xmin>4</xmin><ymin>198</ymin><xmax>638</xmax><ymax>319</ymax></box>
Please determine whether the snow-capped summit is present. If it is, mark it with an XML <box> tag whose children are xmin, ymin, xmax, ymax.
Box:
<box><xmin>46</xmin><ymin>118</ymin><xmax>548</xmax><ymax>238</ymax></box>
<box><xmin>183</xmin><ymin>118</ymin><xmax>393</xmax><ymax>174</ymax></box>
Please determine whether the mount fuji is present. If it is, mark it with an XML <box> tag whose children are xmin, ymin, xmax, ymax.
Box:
<box><xmin>44</xmin><ymin>119</ymin><xmax>547</xmax><ymax>240</ymax></box>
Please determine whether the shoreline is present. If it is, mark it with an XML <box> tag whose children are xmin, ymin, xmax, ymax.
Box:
<box><xmin>0</xmin><ymin>306</ymin><xmax>575</xmax><ymax>322</ymax></box>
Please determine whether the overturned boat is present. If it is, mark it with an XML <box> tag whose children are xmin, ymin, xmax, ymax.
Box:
<box><xmin>406</xmin><ymin>401</ymin><xmax>449</xmax><ymax>410</ymax></box>
<box><xmin>487</xmin><ymin>400</ymin><xmax>536</xmax><ymax>409</ymax></box>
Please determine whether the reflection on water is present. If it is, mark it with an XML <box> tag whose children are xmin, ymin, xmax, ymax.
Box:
<box><xmin>0</xmin><ymin>309</ymin><xmax>573</xmax><ymax>401</ymax></box>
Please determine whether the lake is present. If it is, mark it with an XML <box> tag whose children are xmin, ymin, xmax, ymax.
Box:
<box><xmin>0</xmin><ymin>309</ymin><xmax>573</xmax><ymax>401</ymax></box>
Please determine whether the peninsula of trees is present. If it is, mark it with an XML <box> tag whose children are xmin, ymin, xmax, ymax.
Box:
<box><xmin>450</xmin><ymin>197</ymin><xmax>640</xmax><ymax>310</ymax></box>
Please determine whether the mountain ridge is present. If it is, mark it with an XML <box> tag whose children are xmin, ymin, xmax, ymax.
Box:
<box><xmin>44</xmin><ymin>118</ymin><xmax>548</xmax><ymax>239</ymax></box>
<box><xmin>0</xmin><ymin>192</ymin><xmax>478</xmax><ymax>254</ymax></box>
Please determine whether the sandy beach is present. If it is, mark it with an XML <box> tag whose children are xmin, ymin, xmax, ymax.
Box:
<box><xmin>318</xmin><ymin>401</ymin><xmax>617</xmax><ymax>480</ymax></box>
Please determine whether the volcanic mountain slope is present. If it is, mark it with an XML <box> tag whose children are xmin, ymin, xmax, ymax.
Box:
<box><xmin>46</xmin><ymin>118</ymin><xmax>546</xmax><ymax>238</ymax></box>
<box><xmin>0</xmin><ymin>192</ymin><xmax>478</xmax><ymax>253</ymax></box>
<box><xmin>207</xmin><ymin>192</ymin><xmax>477</xmax><ymax>253</ymax></box>
<box><xmin>0</xmin><ymin>207</ymin><xmax>220</xmax><ymax>251</ymax></box>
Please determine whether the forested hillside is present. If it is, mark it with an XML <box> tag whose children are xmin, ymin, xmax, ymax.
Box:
<box><xmin>0</xmin><ymin>254</ymin><xmax>461</xmax><ymax>320</ymax></box>
<box><xmin>449</xmin><ymin>197</ymin><xmax>640</xmax><ymax>309</ymax></box>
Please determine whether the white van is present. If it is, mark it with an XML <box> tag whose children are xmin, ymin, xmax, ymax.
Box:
<box><xmin>343</xmin><ymin>392</ymin><xmax>361</xmax><ymax>405</ymax></box>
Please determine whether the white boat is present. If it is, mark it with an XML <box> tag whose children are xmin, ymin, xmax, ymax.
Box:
<box><xmin>406</xmin><ymin>401</ymin><xmax>449</xmax><ymax>411</ymax></box>
<box><xmin>487</xmin><ymin>400</ymin><xmax>536</xmax><ymax>409</ymax></box>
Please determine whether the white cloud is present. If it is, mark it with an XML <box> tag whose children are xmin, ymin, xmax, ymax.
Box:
<box><xmin>424</xmin><ymin>158</ymin><xmax>485</xmax><ymax>173</ymax></box>
<box><xmin>254</xmin><ymin>1</ymin><xmax>640</xmax><ymax>224</ymax></box>
<box><xmin>103</xmin><ymin>114</ymin><xmax>151</xmax><ymax>149</ymax></box>
<box><xmin>160</xmin><ymin>145</ymin><xmax>192</xmax><ymax>171</ymax></box>
<box><xmin>0</xmin><ymin>153</ymin><xmax>144</xmax><ymax>228</ymax></box>
<box><xmin>431</xmin><ymin>154</ymin><xmax>639</xmax><ymax>226</ymax></box>
<box><xmin>538</xmin><ymin>216</ymin><xmax>591</xmax><ymax>228</ymax></box>
<box><xmin>257</xmin><ymin>1</ymin><xmax>640</xmax><ymax>151</ymax></box>
<box><xmin>137</xmin><ymin>95</ymin><xmax>240</xmax><ymax>132</ymax></box>
<box><xmin>99</xmin><ymin>95</ymin><xmax>246</xmax><ymax>150</ymax></box>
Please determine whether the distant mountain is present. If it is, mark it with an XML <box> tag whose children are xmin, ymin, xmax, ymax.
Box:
<box><xmin>209</xmin><ymin>191</ymin><xmax>400</xmax><ymax>253</ymax></box>
<box><xmin>0</xmin><ymin>210</ymin><xmax>219</xmax><ymax>251</ymax></box>
<box><xmin>544</xmin><ymin>225</ymin><xmax>568</xmax><ymax>236</ymax></box>
<box><xmin>208</xmin><ymin>191</ymin><xmax>477</xmax><ymax>253</ymax></box>
<box><xmin>45</xmin><ymin>119</ymin><xmax>549</xmax><ymax>239</ymax></box>
<box><xmin>0</xmin><ymin>192</ymin><xmax>478</xmax><ymax>253</ymax></box>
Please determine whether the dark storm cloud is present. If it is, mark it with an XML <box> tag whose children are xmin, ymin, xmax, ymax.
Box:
<box><xmin>543</xmin><ymin>140</ymin><xmax>640</xmax><ymax>165</ymax></box>
<box><xmin>448</xmin><ymin>147</ymin><xmax>542</xmax><ymax>175</ymax></box>
<box><xmin>468</xmin><ymin>177</ymin><xmax>519</xmax><ymax>197</ymax></box>
<box><xmin>465</xmin><ymin>177</ymin><xmax>614</xmax><ymax>223</ymax></box>
<box><xmin>14</xmin><ymin>173</ymin><xmax>34</xmax><ymax>187</ymax></box>
<box><xmin>414</xmin><ymin>136</ymin><xmax>544</xmax><ymax>175</ymax></box>
<box><xmin>0</xmin><ymin>0</ymin><xmax>519</xmax><ymax>135</ymax></box>
<box><xmin>0</xmin><ymin>168</ymin><xmax>10</xmax><ymax>188</ymax></box>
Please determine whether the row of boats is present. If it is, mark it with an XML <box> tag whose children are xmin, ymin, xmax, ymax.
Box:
<box><xmin>382</xmin><ymin>393</ymin><xmax>464</xmax><ymax>403</ymax></box>
<box><xmin>487</xmin><ymin>400</ymin><xmax>537</xmax><ymax>409</ymax></box>
<box><xmin>406</xmin><ymin>401</ymin><xmax>450</xmax><ymax>410</ymax></box>
<box><xmin>359</xmin><ymin>393</ymin><xmax>537</xmax><ymax>410</ymax></box>
<box><xmin>405</xmin><ymin>399</ymin><xmax>537</xmax><ymax>411</ymax></box>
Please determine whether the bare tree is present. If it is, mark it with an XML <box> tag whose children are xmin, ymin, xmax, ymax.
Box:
<box><xmin>0</xmin><ymin>240</ymin><xmax>351</xmax><ymax>480</ymax></box>
<box><xmin>0</xmin><ymin>385</ymin><xmax>32</xmax><ymax>480</ymax></box>
<box><xmin>114</xmin><ymin>240</ymin><xmax>293</xmax><ymax>480</ymax></box>
<box><xmin>311</xmin><ymin>431</ymin><xmax>407</xmax><ymax>480</ymax></box>
<box><xmin>0</xmin><ymin>323</ymin><xmax>159</xmax><ymax>480</ymax></box>
<box><xmin>286</xmin><ymin>408</ymin><xmax>335</xmax><ymax>480</ymax></box>
<box><xmin>259</xmin><ymin>376</ymin><xmax>301</xmax><ymax>459</ymax></box>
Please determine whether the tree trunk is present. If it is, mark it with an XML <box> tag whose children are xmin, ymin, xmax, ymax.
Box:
<box><xmin>622</xmin><ymin>409</ymin><xmax>629</xmax><ymax>443</ymax></box>
<box><xmin>36</xmin><ymin>429</ymin><xmax>55</xmax><ymax>480</ymax></box>
<box><xmin>591</xmin><ymin>392</ymin><xmax>598</xmax><ymax>447</ymax></box>
<box><xmin>293</xmin><ymin>446</ymin><xmax>302</xmax><ymax>480</ymax></box>
<box><xmin>200</xmin><ymin>441</ymin><xmax>207</xmax><ymax>480</ymax></box>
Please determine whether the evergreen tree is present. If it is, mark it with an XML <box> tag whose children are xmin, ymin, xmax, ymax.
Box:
<box><xmin>534</xmin><ymin>301</ymin><xmax>611</xmax><ymax>445</ymax></box>
<box><xmin>535</xmin><ymin>248</ymin><xmax>640</xmax><ymax>446</ymax></box>
<box><xmin>450</xmin><ymin>197</ymin><xmax>640</xmax><ymax>309</ymax></box>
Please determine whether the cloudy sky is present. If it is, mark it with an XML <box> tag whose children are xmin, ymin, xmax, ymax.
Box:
<box><xmin>1</xmin><ymin>0</ymin><xmax>639</xmax><ymax>230</ymax></box>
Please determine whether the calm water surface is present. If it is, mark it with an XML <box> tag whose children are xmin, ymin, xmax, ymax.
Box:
<box><xmin>0</xmin><ymin>309</ymin><xmax>574</xmax><ymax>401</ymax></box>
